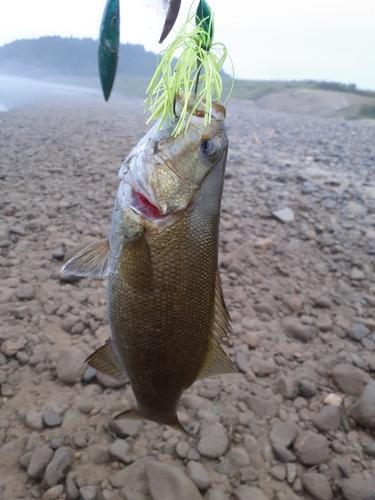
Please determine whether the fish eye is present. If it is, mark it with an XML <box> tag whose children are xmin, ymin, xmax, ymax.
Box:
<box><xmin>201</xmin><ymin>139</ymin><xmax>215</xmax><ymax>157</ymax></box>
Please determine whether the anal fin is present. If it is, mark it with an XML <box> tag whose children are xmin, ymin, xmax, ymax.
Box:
<box><xmin>61</xmin><ymin>238</ymin><xmax>110</xmax><ymax>277</ymax></box>
<box><xmin>86</xmin><ymin>339</ymin><xmax>128</xmax><ymax>382</ymax></box>
<box><xmin>197</xmin><ymin>269</ymin><xmax>238</xmax><ymax>380</ymax></box>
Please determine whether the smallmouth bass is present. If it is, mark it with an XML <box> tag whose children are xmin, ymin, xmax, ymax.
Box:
<box><xmin>62</xmin><ymin>96</ymin><xmax>236</xmax><ymax>434</ymax></box>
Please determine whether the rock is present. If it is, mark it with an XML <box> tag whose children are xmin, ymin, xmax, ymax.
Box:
<box><xmin>254</xmin><ymin>358</ymin><xmax>276</xmax><ymax>376</ymax></box>
<box><xmin>96</xmin><ymin>371</ymin><xmax>126</xmax><ymax>388</ymax></box>
<box><xmin>364</xmin><ymin>442</ymin><xmax>375</xmax><ymax>458</ymax></box>
<box><xmin>234</xmin><ymin>485</ymin><xmax>267</xmax><ymax>500</ymax></box>
<box><xmin>42</xmin><ymin>411</ymin><xmax>62</xmax><ymax>428</ymax></box>
<box><xmin>350</xmin><ymin>268</ymin><xmax>365</xmax><ymax>280</ymax></box>
<box><xmin>331</xmin><ymin>363</ymin><xmax>370</xmax><ymax>396</ymax></box>
<box><xmin>42</xmin><ymin>485</ymin><xmax>64</xmax><ymax>500</ymax></box>
<box><xmin>298</xmin><ymin>379</ymin><xmax>317</xmax><ymax>398</ymax></box>
<box><xmin>88</xmin><ymin>445</ymin><xmax>111</xmax><ymax>464</ymax></box>
<box><xmin>176</xmin><ymin>441</ymin><xmax>189</xmax><ymax>459</ymax></box>
<box><xmin>350</xmin><ymin>381</ymin><xmax>375</xmax><ymax>430</ymax></box>
<box><xmin>44</xmin><ymin>447</ymin><xmax>74</xmax><ymax>488</ymax></box>
<box><xmin>287</xmin><ymin>296</ymin><xmax>302</xmax><ymax>312</ymax></box>
<box><xmin>270</xmin><ymin>465</ymin><xmax>286</xmax><ymax>481</ymax></box>
<box><xmin>342</xmin><ymin>474</ymin><xmax>375</xmax><ymax>500</ymax></box>
<box><xmin>1</xmin><ymin>340</ymin><xmax>24</xmax><ymax>357</ymax></box>
<box><xmin>146</xmin><ymin>461</ymin><xmax>201</xmax><ymax>500</ymax></box>
<box><xmin>110</xmin><ymin>439</ymin><xmax>130</xmax><ymax>463</ymax></box>
<box><xmin>79</xmin><ymin>486</ymin><xmax>98</xmax><ymax>500</ymax></box>
<box><xmin>348</xmin><ymin>323</ymin><xmax>370</xmax><ymax>342</ymax></box>
<box><xmin>254</xmin><ymin>238</ymin><xmax>273</xmax><ymax>251</ymax></box>
<box><xmin>198</xmin><ymin>425</ymin><xmax>229</xmax><ymax>458</ymax></box>
<box><xmin>313</xmin><ymin>405</ymin><xmax>341</xmax><ymax>432</ymax></box>
<box><xmin>282</xmin><ymin>318</ymin><xmax>318</xmax><ymax>342</ymax></box>
<box><xmin>248</xmin><ymin>395</ymin><xmax>278</xmax><ymax>418</ymax></box>
<box><xmin>185</xmin><ymin>461</ymin><xmax>211</xmax><ymax>490</ymax></box>
<box><xmin>273</xmin><ymin>208</ymin><xmax>295</xmax><ymax>223</ymax></box>
<box><xmin>270</xmin><ymin>421</ymin><xmax>299</xmax><ymax>448</ymax></box>
<box><xmin>26</xmin><ymin>410</ymin><xmax>44</xmax><ymax>430</ymax></box>
<box><xmin>28</xmin><ymin>446</ymin><xmax>54</xmax><ymax>479</ymax></box>
<box><xmin>302</xmin><ymin>473</ymin><xmax>333</xmax><ymax>500</ymax></box>
<box><xmin>109</xmin><ymin>418</ymin><xmax>141</xmax><ymax>438</ymax></box>
<box><xmin>66</xmin><ymin>479</ymin><xmax>79</xmax><ymax>500</ymax></box>
<box><xmin>315</xmin><ymin>314</ymin><xmax>332</xmax><ymax>331</ymax></box>
<box><xmin>227</xmin><ymin>447</ymin><xmax>251</xmax><ymax>470</ymax></box>
<box><xmin>56</xmin><ymin>348</ymin><xmax>86</xmax><ymax>384</ymax></box>
<box><xmin>235</xmin><ymin>351</ymin><xmax>250</xmax><ymax>373</ymax></box>
<box><xmin>16</xmin><ymin>284</ymin><xmax>36</xmax><ymax>300</ymax></box>
<box><xmin>324</xmin><ymin>393</ymin><xmax>342</xmax><ymax>407</ymax></box>
<box><xmin>272</xmin><ymin>444</ymin><xmax>297</xmax><ymax>463</ymax></box>
<box><xmin>275</xmin><ymin>376</ymin><xmax>296</xmax><ymax>399</ymax></box>
<box><xmin>293</xmin><ymin>431</ymin><xmax>329</xmax><ymax>465</ymax></box>
<box><xmin>241</xmin><ymin>331</ymin><xmax>259</xmax><ymax>349</ymax></box>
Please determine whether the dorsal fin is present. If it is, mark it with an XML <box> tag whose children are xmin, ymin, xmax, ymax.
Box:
<box><xmin>86</xmin><ymin>339</ymin><xmax>128</xmax><ymax>382</ymax></box>
<box><xmin>62</xmin><ymin>238</ymin><xmax>110</xmax><ymax>277</ymax></box>
<box><xmin>197</xmin><ymin>270</ymin><xmax>237</xmax><ymax>379</ymax></box>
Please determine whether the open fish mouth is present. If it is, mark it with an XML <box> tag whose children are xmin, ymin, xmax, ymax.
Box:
<box><xmin>130</xmin><ymin>188</ymin><xmax>165</xmax><ymax>220</ymax></box>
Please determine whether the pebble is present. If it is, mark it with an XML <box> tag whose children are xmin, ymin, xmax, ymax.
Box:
<box><xmin>42</xmin><ymin>484</ymin><xmax>64</xmax><ymax>500</ymax></box>
<box><xmin>331</xmin><ymin>363</ymin><xmax>370</xmax><ymax>396</ymax></box>
<box><xmin>110</xmin><ymin>439</ymin><xmax>130</xmax><ymax>463</ymax></box>
<box><xmin>198</xmin><ymin>425</ymin><xmax>229</xmax><ymax>458</ymax></box>
<box><xmin>293</xmin><ymin>431</ymin><xmax>329</xmax><ymax>465</ymax></box>
<box><xmin>16</xmin><ymin>284</ymin><xmax>36</xmax><ymax>300</ymax></box>
<box><xmin>26</xmin><ymin>410</ymin><xmax>44</xmax><ymax>431</ymax></box>
<box><xmin>282</xmin><ymin>318</ymin><xmax>318</xmax><ymax>342</ymax></box>
<box><xmin>185</xmin><ymin>461</ymin><xmax>211</xmax><ymax>490</ymax></box>
<box><xmin>313</xmin><ymin>405</ymin><xmax>341</xmax><ymax>432</ymax></box>
<box><xmin>80</xmin><ymin>486</ymin><xmax>98</xmax><ymax>500</ymax></box>
<box><xmin>348</xmin><ymin>323</ymin><xmax>370</xmax><ymax>342</ymax></box>
<box><xmin>28</xmin><ymin>446</ymin><xmax>54</xmax><ymax>479</ymax></box>
<box><xmin>1</xmin><ymin>340</ymin><xmax>24</xmax><ymax>357</ymax></box>
<box><xmin>146</xmin><ymin>461</ymin><xmax>201</xmax><ymax>500</ymax></box>
<box><xmin>350</xmin><ymin>268</ymin><xmax>365</xmax><ymax>280</ymax></box>
<box><xmin>364</xmin><ymin>442</ymin><xmax>375</xmax><ymax>457</ymax></box>
<box><xmin>324</xmin><ymin>393</ymin><xmax>342</xmax><ymax>407</ymax></box>
<box><xmin>298</xmin><ymin>379</ymin><xmax>317</xmax><ymax>398</ymax></box>
<box><xmin>235</xmin><ymin>351</ymin><xmax>250</xmax><ymax>373</ymax></box>
<box><xmin>56</xmin><ymin>348</ymin><xmax>86</xmax><ymax>384</ymax></box>
<box><xmin>234</xmin><ymin>485</ymin><xmax>267</xmax><ymax>500</ymax></box>
<box><xmin>42</xmin><ymin>411</ymin><xmax>62</xmax><ymax>428</ymax></box>
<box><xmin>109</xmin><ymin>418</ymin><xmax>141</xmax><ymax>438</ymax></box>
<box><xmin>350</xmin><ymin>381</ymin><xmax>375</xmax><ymax>430</ymax></box>
<box><xmin>302</xmin><ymin>473</ymin><xmax>333</xmax><ymax>500</ymax></box>
<box><xmin>275</xmin><ymin>376</ymin><xmax>296</xmax><ymax>399</ymax></box>
<box><xmin>273</xmin><ymin>208</ymin><xmax>295</xmax><ymax>223</ymax></box>
<box><xmin>342</xmin><ymin>474</ymin><xmax>375</xmax><ymax>500</ymax></box>
<box><xmin>270</xmin><ymin>421</ymin><xmax>299</xmax><ymax>448</ymax></box>
<box><xmin>44</xmin><ymin>446</ymin><xmax>74</xmax><ymax>488</ymax></box>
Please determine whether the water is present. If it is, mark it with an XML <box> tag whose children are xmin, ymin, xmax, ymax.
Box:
<box><xmin>0</xmin><ymin>74</ymin><xmax>101</xmax><ymax>112</ymax></box>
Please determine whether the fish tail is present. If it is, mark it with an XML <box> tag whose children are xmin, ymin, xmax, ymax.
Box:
<box><xmin>171</xmin><ymin>415</ymin><xmax>198</xmax><ymax>440</ymax></box>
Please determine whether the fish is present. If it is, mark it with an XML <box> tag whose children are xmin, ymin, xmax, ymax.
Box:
<box><xmin>62</xmin><ymin>96</ymin><xmax>237</xmax><ymax>435</ymax></box>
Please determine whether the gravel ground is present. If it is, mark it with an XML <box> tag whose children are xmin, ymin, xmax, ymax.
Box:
<box><xmin>0</xmin><ymin>96</ymin><xmax>374</xmax><ymax>500</ymax></box>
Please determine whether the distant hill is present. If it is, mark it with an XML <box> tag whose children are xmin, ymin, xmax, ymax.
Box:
<box><xmin>0</xmin><ymin>36</ymin><xmax>159</xmax><ymax>79</ymax></box>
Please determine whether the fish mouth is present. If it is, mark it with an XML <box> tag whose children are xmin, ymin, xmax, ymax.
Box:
<box><xmin>130</xmin><ymin>189</ymin><xmax>166</xmax><ymax>220</ymax></box>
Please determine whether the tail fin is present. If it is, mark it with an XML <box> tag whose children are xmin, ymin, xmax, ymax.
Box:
<box><xmin>114</xmin><ymin>408</ymin><xmax>198</xmax><ymax>439</ymax></box>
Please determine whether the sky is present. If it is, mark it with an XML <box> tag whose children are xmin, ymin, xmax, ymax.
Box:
<box><xmin>0</xmin><ymin>0</ymin><xmax>374</xmax><ymax>89</ymax></box>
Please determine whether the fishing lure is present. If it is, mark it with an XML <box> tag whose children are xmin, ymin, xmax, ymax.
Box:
<box><xmin>98</xmin><ymin>0</ymin><xmax>182</xmax><ymax>100</ymax></box>
<box><xmin>98</xmin><ymin>0</ymin><xmax>120</xmax><ymax>101</ymax></box>
<box><xmin>146</xmin><ymin>0</ymin><xmax>234</xmax><ymax>136</ymax></box>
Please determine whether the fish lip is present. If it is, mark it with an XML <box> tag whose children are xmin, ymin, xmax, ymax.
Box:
<box><xmin>130</xmin><ymin>189</ymin><xmax>167</xmax><ymax>221</ymax></box>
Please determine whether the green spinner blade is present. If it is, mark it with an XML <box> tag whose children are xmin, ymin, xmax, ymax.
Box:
<box><xmin>98</xmin><ymin>0</ymin><xmax>120</xmax><ymax>101</ymax></box>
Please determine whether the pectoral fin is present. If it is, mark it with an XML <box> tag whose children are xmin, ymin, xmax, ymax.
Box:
<box><xmin>197</xmin><ymin>270</ymin><xmax>237</xmax><ymax>379</ymax></box>
<box><xmin>120</xmin><ymin>231</ymin><xmax>153</xmax><ymax>291</ymax></box>
<box><xmin>86</xmin><ymin>339</ymin><xmax>128</xmax><ymax>382</ymax></box>
<box><xmin>62</xmin><ymin>238</ymin><xmax>110</xmax><ymax>277</ymax></box>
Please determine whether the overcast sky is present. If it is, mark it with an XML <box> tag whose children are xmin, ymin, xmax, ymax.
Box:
<box><xmin>0</xmin><ymin>0</ymin><xmax>374</xmax><ymax>89</ymax></box>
